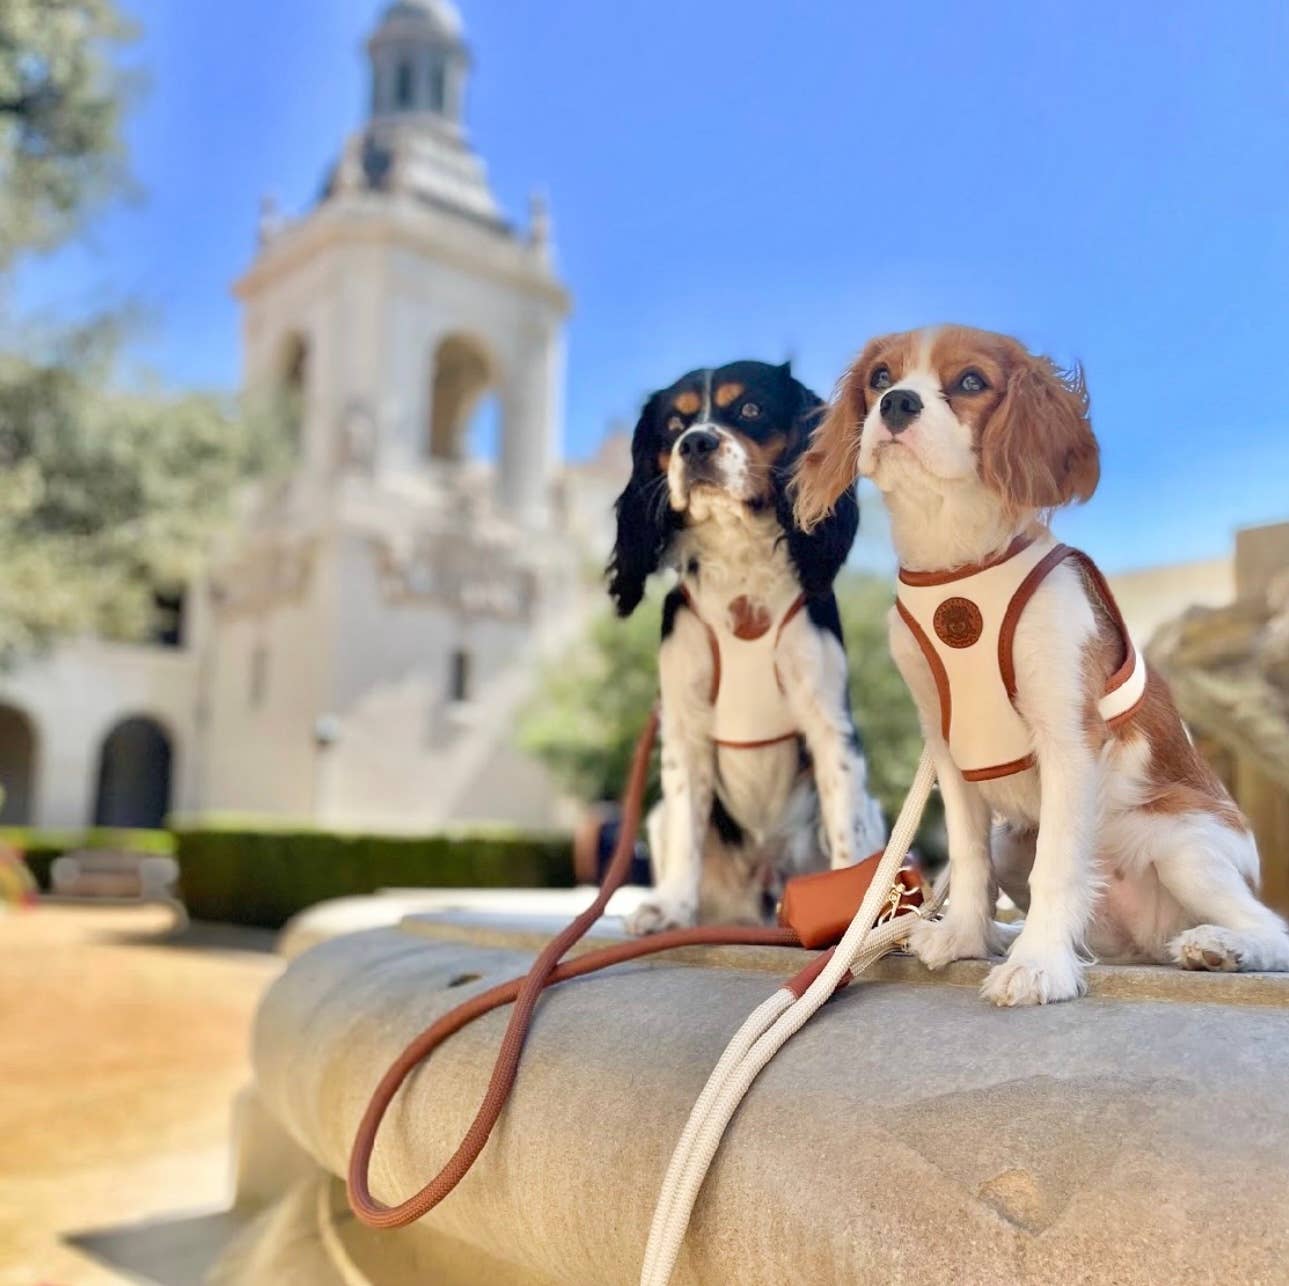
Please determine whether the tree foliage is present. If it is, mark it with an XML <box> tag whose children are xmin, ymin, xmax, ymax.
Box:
<box><xmin>518</xmin><ymin>574</ymin><xmax>943</xmax><ymax>854</ymax></box>
<box><xmin>0</xmin><ymin>327</ymin><xmax>282</xmax><ymax>665</ymax></box>
<box><xmin>518</xmin><ymin>595</ymin><xmax>665</xmax><ymax>806</ymax></box>
<box><xmin>0</xmin><ymin>3</ymin><xmax>285</xmax><ymax>668</ymax></box>
<box><xmin>0</xmin><ymin>0</ymin><xmax>135</xmax><ymax>267</ymax></box>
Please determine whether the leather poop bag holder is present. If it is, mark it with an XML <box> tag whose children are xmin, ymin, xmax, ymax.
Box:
<box><xmin>779</xmin><ymin>848</ymin><xmax>926</xmax><ymax>947</ymax></box>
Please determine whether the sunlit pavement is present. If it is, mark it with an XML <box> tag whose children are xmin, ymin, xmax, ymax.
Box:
<box><xmin>0</xmin><ymin>904</ymin><xmax>281</xmax><ymax>1285</ymax></box>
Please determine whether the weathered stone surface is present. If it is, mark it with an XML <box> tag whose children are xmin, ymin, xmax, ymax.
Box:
<box><xmin>218</xmin><ymin>911</ymin><xmax>1289</xmax><ymax>1284</ymax></box>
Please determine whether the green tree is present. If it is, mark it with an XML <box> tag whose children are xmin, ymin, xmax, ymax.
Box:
<box><xmin>0</xmin><ymin>0</ymin><xmax>135</xmax><ymax>267</ymax></box>
<box><xmin>518</xmin><ymin>574</ymin><xmax>944</xmax><ymax>855</ymax></box>
<box><xmin>0</xmin><ymin>328</ymin><xmax>282</xmax><ymax>665</ymax></box>
<box><xmin>518</xmin><ymin>595</ymin><xmax>664</xmax><ymax>805</ymax></box>
<box><xmin>0</xmin><ymin>3</ymin><xmax>286</xmax><ymax>667</ymax></box>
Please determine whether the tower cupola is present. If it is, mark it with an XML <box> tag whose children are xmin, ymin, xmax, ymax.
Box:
<box><xmin>367</xmin><ymin>1</ymin><xmax>469</xmax><ymax>132</ymax></box>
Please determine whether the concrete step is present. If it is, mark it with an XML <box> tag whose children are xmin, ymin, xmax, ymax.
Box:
<box><xmin>216</xmin><ymin>910</ymin><xmax>1289</xmax><ymax>1284</ymax></box>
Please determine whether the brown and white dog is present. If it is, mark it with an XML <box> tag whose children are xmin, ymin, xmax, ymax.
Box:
<box><xmin>794</xmin><ymin>325</ymin><xmax>1289</xmax><ymax>1005</ymax></box>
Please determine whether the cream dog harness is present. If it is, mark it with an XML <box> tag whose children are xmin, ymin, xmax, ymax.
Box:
<box><xmin>895</xmin><ymin>534</ymin><xmax>1147</xmax><ymax>781</ymax></box>
<box><xmin>681</xmin><ymin>585</ymin><xmax>806</xmax><ymax>748</ymax></box>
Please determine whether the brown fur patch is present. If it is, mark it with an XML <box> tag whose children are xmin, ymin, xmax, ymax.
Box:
<box><xmin>739</xmin><ymin>432</ymin><xmax>787</xmax><ymax>499</ymax></box>
<box><xmin>714</xmin><ymin>381</ymin><xmax>744</xmax><ymax>408</ymax></box>
<box><xmin>794</xmin><ymin>325</ymin><xmax>1101</xmax><ymax>530</ymax></box>
<box><xmin>926</xmin><ymin>327</ymin><xmax>1100</xmax><ymax>513</ymax></box>
<box><xmin>728</xmin><ymin>595</ymin><xmax>772</xmax><ymax>640</ymax></box>
<box><xmin>1074</xmin><ymin>560</ymin><xmax>1245</xmax><ymax>831</ymax></box>
<box><xmin>656</xmin><ymin>449</ymin><xmax>672</xmax><ymax>475</ymax></box>
<box><xmin>673</xmin><ymin>390</ymin><xmax>701</xmax><ymax>415</ymax></box>
<box><xmin>792</xmin><ymin>333</ymin><xmax>921</xmax><ymax>530</ymax></box>
<box><xmin>1116</xmin><ymin>669</ymin><xmax>1248</xmax><ymax>832</ymax></box>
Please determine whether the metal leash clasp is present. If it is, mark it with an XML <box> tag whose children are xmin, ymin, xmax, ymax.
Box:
<box><xmin>874</xmin><ymin>879</ymin><xmax>907</xmax><ymax>927</ymax></box>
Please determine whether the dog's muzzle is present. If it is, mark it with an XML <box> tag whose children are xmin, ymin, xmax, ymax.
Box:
<box><xmin>677</xmin><ymin>427</ymin><xmax>723</xmax><ymax>482</ymax></box>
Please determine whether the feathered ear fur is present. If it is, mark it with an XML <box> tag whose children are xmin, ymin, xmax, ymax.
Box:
<box><xmin>791</xmin><ymin>338</ymin><xmax>884</xmax><ymax>533</ymax></box>
<box><xmin>981</xmin><ymin>351</ymin><xmax>1099</xmax><ymax>512</ymax></box>
<box><xmin>777</xmin><ymin>383</ymin><xmax>859</xmax><ymax>595</ymax></box>
<box><xmin>606</xmin><ymin>392</ymin><xmax>679</xmax><ymax>616</ymax></box>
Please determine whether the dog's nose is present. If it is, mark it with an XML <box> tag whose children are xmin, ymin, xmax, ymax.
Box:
<box><xmin>678</xmin><ymin>428</ymin><xmax>720</xmax><ymax>459</ymax></box>
<box><xmin>879</xmin><ymin>388</ymin><xmax>923</xmax><ymax>433</ymax></box>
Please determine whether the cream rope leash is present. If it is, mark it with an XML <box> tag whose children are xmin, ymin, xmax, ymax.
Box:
<box><xmin>641</xmin><ymin>747</ymin><xmax>943</xmax><ymax>1286</ymax></box>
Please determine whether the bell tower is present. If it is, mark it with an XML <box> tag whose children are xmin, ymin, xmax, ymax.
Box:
<box><xmin>235</xmin><ymin>0</ymin><xmax>568</xmax><ymax>527</ymax></box>
<box><xmin>209</xmin><ymin>1</ymin><xmax>578</xmax><ymax>831</ymax></box>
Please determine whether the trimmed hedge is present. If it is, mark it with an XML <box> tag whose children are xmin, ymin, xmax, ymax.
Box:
<box><xmin>171</xmin><ymin>826</ymin><xmax>575</xmax><ymax>928</ymax></box>
<box><xmin>0</xmin><ymin>828</ymin><xmax>174</xmax><ymax>892</ymax></box>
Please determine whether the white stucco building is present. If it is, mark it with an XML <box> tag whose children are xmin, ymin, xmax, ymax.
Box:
<box><xmin>0</xmin><ymin>0</ymin><xmax>619</xmax><ymax>834</ymax></box>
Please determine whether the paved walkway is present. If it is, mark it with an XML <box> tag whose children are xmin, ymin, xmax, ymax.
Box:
<box><xmin>0</xmin><ymin>905</ymin><xmax>281</xmax><ymax>1285</ymax></box>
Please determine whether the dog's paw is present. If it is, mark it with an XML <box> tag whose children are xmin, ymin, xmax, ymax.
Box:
<box><xmin>908</xmin><ymin>914</ymin><xmax>1014</xmax><ymax>971</ymax></box>
<box><xmin>624</xmin><ymin>898</ymin><xmax>696</xmax><ymax>937</ymax></box>
<box><xmin>981</xmin><ymin>946</ymin><xmax>1086</xmax><ymax>1007</ymax></box>
<box><xmin>1170</xmin><ymin>925</ymin><xmax>1244</xmax><ymax>972</ymax></box>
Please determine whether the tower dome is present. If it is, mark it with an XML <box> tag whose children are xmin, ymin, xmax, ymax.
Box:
<box><xmin>368</xmin><ymin>0</ymin><xmax>469</xmax><ymax>127</ymax></box>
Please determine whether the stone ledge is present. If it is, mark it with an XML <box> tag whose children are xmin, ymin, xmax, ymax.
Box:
<box><xmin>401</xmin><ymin>909</ymin><xmax>1289</xmax><ymax>1008</ymax></box>
<box><xmin>216</xmin><ymin>909</ymin><xmax>1289</xmax><ymax>1284</ymax></box>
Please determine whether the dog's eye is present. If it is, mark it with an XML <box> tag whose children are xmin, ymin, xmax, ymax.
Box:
<box><xmin>740</xmin><ymin>402</ymin><xmax>761</xmax><ymax>419</ymax></box>
<box><xmin>957</xmin><ymin>370</ymin><xmax>988</xmax><ymax>394</ymax></box>
<box><xmin>869</xmin><ymin>365</ymin><xmax>892</xmax><ymax>392</ymax></box>
<box><xmin>667</xmin><ymin>415</ymin><xmax>685</xmax><ymax>433</ymax></box>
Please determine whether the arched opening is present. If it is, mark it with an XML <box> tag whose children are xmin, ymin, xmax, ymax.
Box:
<box><xmin>395</xmin><ymin>58</ymin><xmax>416</xmax><ymax>109</ymax></box>
<box><xmin>0</xmin><ymin>704</ymin><xmax>37</xmax><ymax>825</ymax></box>
<box><xmin>428</xmin><ymin>334</ymin><xmax>495</xmax><ymax>462</ymax></box>
<box><xmin>278</xmin><ymin>332</ymin><xmax>310</xmax><ymax>452</ymax></box>
<box><xmin>93</xmin><ymin>717</ymin><xmax>173</xmax><ymax>830</ymax></box>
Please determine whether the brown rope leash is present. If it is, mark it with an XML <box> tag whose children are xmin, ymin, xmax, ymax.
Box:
<box><xmin>347</xmin><ymin>708</ymin><xmax>921</xmax><ymax>1230</ymax></box>
<box><xmin>346</xmin><ymin>709</ymin><xmax>801</xmax><ymax>1229</ymax></box>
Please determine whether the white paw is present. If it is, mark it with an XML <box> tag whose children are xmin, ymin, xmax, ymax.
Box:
<box><xmin>981</xmin><ymin>947</ymin><xmax>1086</xmax><ymax>1007</ymax></box>
<box><xmin>908</xmin><ymin>914</ymin><xmax>1015</xmax><ymax>971</ymax></box>
<box><xmin>624</xmin><ymin>898</ymin><xmax>696</xmax><ymax>937</ymax></box>
<box><xmin>1170</xmin><ymin>925</ymin><xmax>1243</xmax><ymax>972</ymax></box>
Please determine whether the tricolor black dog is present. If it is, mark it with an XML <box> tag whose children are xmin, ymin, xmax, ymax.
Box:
<box><xmin>608</xmin><ymin>360</ymin><xmax>885</xmax><ymax>934</ymax></box>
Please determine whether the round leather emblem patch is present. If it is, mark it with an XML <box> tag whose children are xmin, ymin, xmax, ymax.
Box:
<box><xmin>728</xmin><ymin>595</ymin><xmax>772</xmax><ymax>640</ymax></box>
<box><xmin>934</xmin><ymin>596</ymin><xmax>983</xmax><ymax>649</ymax></box>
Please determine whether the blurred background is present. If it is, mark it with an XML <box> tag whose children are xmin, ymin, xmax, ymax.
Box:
<box><xmin>2</xmin><ymin>1</ymin><xmax>1287</xmax><ymax>1279</ymax></box>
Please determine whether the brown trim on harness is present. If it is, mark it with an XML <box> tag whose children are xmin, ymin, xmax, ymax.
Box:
<box><xmin>896</xmin><ymin>598</ymin><xmax>951</xmax><ymax>740</ymax></box>
<box><xmin>679</xmin><ymin>586</ymin><xmax>807</xmax><ymax>743</ymax></box>
<box><xmin>962</xmin><ymin>754</ymin><xmax>1036</xmax><ymax>782</ymax></box>
<box><xmin>714</xmin><ymin>731</ymin><xmax>802</xmax><ymax>751</ymax></box>
<box><xmin>997</xmin><ymin>542</ymin><xmax>1146</xmax><ymax>733</ymax></box>
<box><xmin>1065</xmin><ymin>551</ymin><xmax>1148</xmax><ymax>729</ymax></box>
<box><xmin>773</xmin><ymin>593</ymin><xmax>808</xmax><ymax>696</ymax></box>
<box><xmin>898</xmin><ymin>533</ymin><xmax>1035</xmax><ymax>588</ymax></box>
<box><xmin>998</xmin><ymin>543</ymin><xmax>1072</xmax><ymax>700</ymax></box>
<box><xmin>775</xmin><ymin>594</ymin><xmax>808</xmax><ymax>642</ymax></box>
<box><xmin>680</xmin><ymin>584</ymin><xmax>721</xmax><ymax>704</ymax></box>
<box><xmin>1064</xmin><ymin>551</ymin><xmax>1139</xmax><ymax>696</ymax></box>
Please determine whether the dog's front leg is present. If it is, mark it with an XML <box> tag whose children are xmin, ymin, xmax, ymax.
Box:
<box><xmin>779</xmin><ymin>615</ymin><xmax>884</xmax><ymax>868</ymax></box>
<box><xmin>625</xmin><ymin>611</ymin><xmax>715</xmax><ymax>936</ymax></box>
<box><xmin>907</xmin><ymin>749</ymin><xmax>1018</xmax><ymax>968</ymax></box>
<box><xmin>981</xmin><ymin>733</ymin><xmax>1097</xmax><ymax>1007</ymax></box>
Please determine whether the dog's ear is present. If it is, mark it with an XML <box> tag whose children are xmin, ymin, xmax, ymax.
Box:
<box><xmin>981</xmin><ymin>350</ymin><xmax>1099</xmax><ymax>512</ymax></box>
<box><xmin>606</xmin><ymin>391</ymin><xmax>678</xmax><ymax>617</ymax></box>
<box><xmin>792</xmin><ymin>339</ymin><xmax>882</xmax><ymax>533</ymax></box>
<box><xmin>778</xmin><ymin>380</ymin><xmax>859</xmax><ymax>595</ymax></box>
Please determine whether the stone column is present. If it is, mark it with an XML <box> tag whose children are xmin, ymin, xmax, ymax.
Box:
<box><xmin>498</xmin><ymin>313</ymin><xmax>561</xmax><ymax>529</ymax></box>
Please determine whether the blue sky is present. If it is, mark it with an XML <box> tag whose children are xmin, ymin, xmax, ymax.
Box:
<box><xmin>13</xmin><ymin>0</ymin><xmax>1289</xmax><ymax>572</ymax></box>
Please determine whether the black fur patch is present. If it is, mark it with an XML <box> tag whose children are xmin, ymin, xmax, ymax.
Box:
<box><xmin>710</xmin><ymin>795</ymin><xmax>746</xmax><ymax>848</ymax></box>
<box><xmin>605</xmin><ymin>362</ymin><xmax>861</xmax><ymax>616</ymax></box>
<box><xmin>804</xmin><ymin>591</ymin><xmax>845</xmax><ymax>645</ymax></box>
<box><xmin>660</xmin><ymin>586</ymin><xmax>685</xmax><ymax>639</ymax></box>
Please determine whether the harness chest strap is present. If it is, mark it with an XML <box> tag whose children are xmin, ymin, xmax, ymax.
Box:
<box><xmin>895</xmin><ymin>535</ymin><xmax>1148</xmax><ymax>781</ymax></box>
<box><xmin>679</xmin><ymin>585</ymin><xmax>807</xmax><ymax>750</ymax></box>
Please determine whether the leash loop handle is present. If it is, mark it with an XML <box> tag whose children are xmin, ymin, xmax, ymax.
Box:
<box><xmin>640</xmin><ymin>746</ymin><xmax>941</xmax><ymax>1286</ymax></box>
